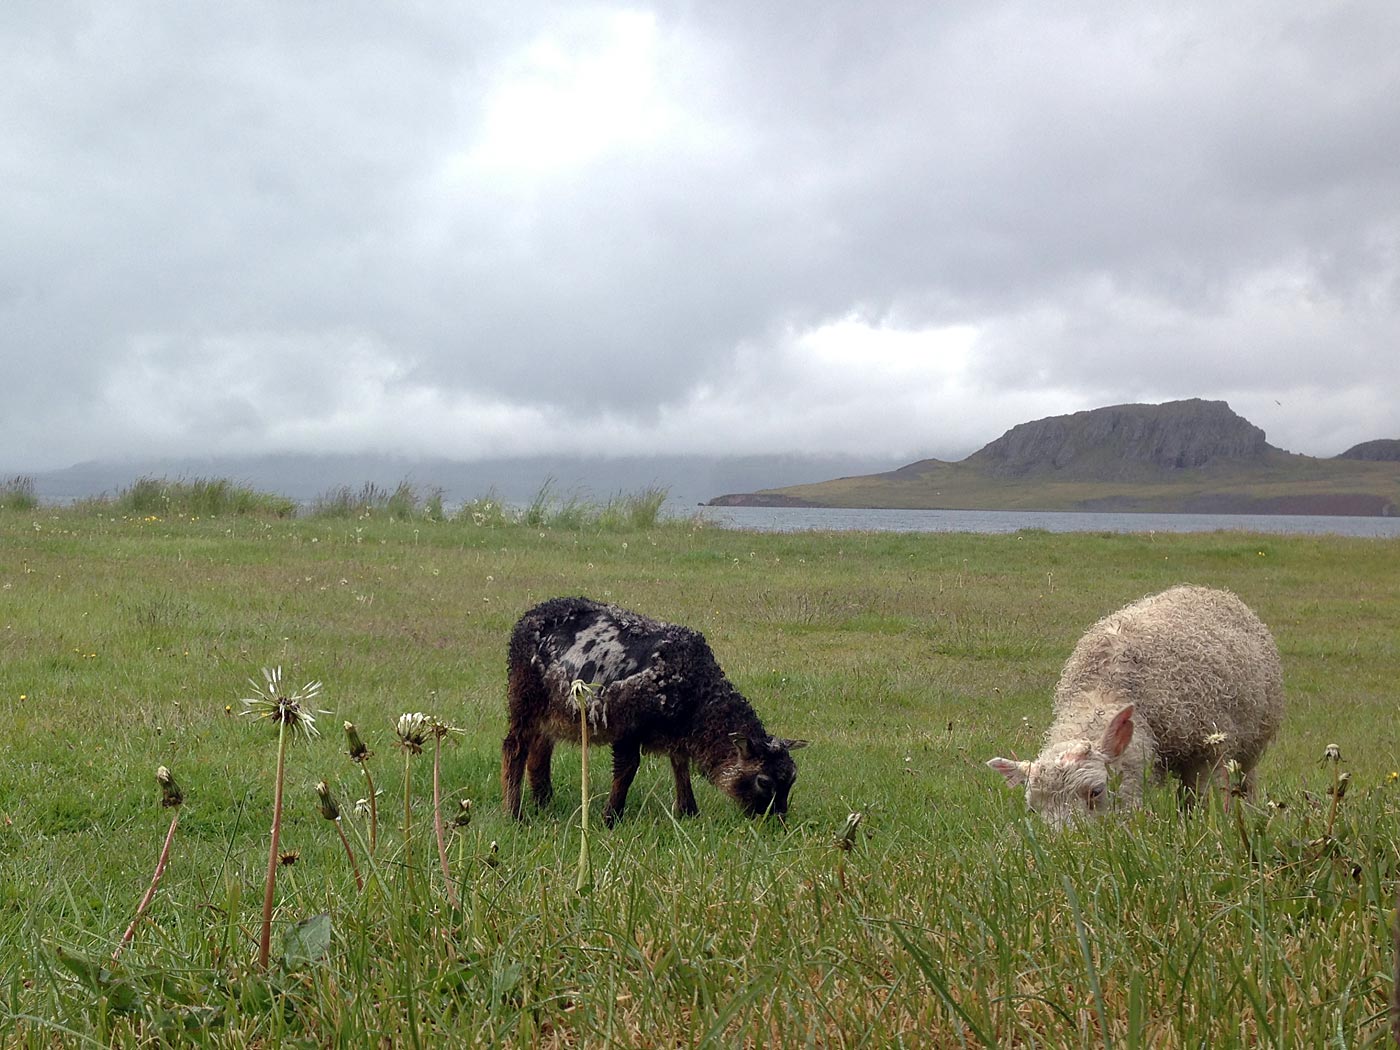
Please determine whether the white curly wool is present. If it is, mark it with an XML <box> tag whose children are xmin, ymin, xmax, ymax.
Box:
<box><xmin>988</xmin><ymin>585</ymin><xmax>1284</xmax><ymax>828</ymax></box>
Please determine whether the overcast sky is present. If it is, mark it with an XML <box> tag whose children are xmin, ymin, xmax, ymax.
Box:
<box><xmin>4</xmin><ymin>2</ymin><xmax>1398</xmax><ymax>472</ymax></box>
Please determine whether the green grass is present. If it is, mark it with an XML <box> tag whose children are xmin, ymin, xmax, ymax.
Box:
<box><xmin>1</xmin><ymin>476</ymin><xmax>39</xmax><ymax>512</ymax></box>
<box><xmin>0</xmin><ymin>508</ymin><xmax>1397</xmax><ymax>1046</ymax></box>
<box><xmin>72</xmin><ymin>476</ymin><xmax>298</xmax><ymax>519</ymax></box>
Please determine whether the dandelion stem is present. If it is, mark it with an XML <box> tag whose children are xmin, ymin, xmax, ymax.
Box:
<box><xmin>1326</xmin><ymin>761</ymin><xmax>1341</xmax><ymax>838</ymax></box>
<box><xmin>433</xmin><ymin>734</ymin><xmax>459</xmax><ymax>908</ymax></box>
<box><xmin>403</xmin><ymin>748</ymin><xmax>414</xmax><ymax>894</ymax></box>
<box><xmin>1390</xmin><ymin>881</ymin><xmax>1399</xmax><ymax>1050</ymax></box>
<box><xmin>361</xmin><ymin>762</ymin><xmax>379</xmax><ymax>856</ymax></box>
<box><xmin>258</xmin><ymin>717</ymin><xmax>288</xmax><ymax>970</ymax></box>
<box><xmin>335</xmin><ymin>820</ymin><xmax>364</xmax><ymax>891</ymax></box>
<box><xmin>113</xmin><ymin>809</ymin><xmax>180</xmax><ymax>960</ymax></box>
<box><xmin>575</xmin><ymin>681</ymin><xmax>593</xmax><ymax>894</ymax></box>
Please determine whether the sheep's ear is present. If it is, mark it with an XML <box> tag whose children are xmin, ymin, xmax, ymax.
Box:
<box><xmin>772</xmin><ymin>737</ymin><xmax>809</xmax><ymax>751</ymax></box>
<box><xmin>986</xmin><ymin>757</ymin><xmax>1031</xmax><ymax>787</ymax></box>
<box><xmin>1099</xmin><ymin>705</ymin><xmax>1135</xmax><ymax>759</ymax></box>
<box><xmin>730</xmin><ymin>732</ymin><xmax>754</xmax><ymax>759</ymax></box>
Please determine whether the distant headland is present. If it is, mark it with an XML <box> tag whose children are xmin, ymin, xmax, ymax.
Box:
<box><xmin>707</xmin><ymin>399</ymin><xmax>1400</xmax><ymax>517</ymax></box>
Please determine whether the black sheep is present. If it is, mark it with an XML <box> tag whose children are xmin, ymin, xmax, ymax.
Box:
<box><xmin>502</xmin><ymin>597</ymin><xmax>807</xmax><ymax>824</ymax></box>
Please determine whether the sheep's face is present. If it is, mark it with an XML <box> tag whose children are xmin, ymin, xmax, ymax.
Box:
<box><xmin>1023</xmin><ymin>742</ymin><xmax>1115</xmax><ymax>830</ymax></box>
<box><xmin>987</xmin><ymin>704</ymin><xmax>1136</xmax><ymax>830</ymax></box>
<box><xmin>721</xmin><ymin>735</ymin><xmax>808</xmax><ymax>817</ymax></box>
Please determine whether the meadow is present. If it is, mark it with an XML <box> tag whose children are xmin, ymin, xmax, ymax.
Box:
<box><xmin>1</xmin><ymin>485</ymin><xmax>1398</xmax><ymax>1046</ymax></box>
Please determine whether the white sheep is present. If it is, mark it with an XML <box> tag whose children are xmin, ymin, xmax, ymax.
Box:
<box><xmin>987</xmin><ymin>585</ymin><xmax>1284</xmax><ymax>828</ymax></box>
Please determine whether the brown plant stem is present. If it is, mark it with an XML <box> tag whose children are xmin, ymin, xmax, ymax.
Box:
<box><xmin>258</xmin><ymin>718</ymin><xmax>288</xmax><ymax>970</ymax></box>
<box><xmin>403</xmin><ymin>749</ymin><xmax>414</xmax><ymax>894</ymax></box>
<box><xmin>1391</xmin><ymin>881</ymin><xmax>1399</xmax><ymax>1050</ymax></box>
<box><xmin>576</xmin><ymin>687</ymin><xmax>592</xmax><ymax>894</ymax></box>
<box><xmin>335</xmin><ymin>819</ymin><xmax>364</xmax><ymax>892</ymax></box>
<box><xmin>113</xmin><ymin>809</ymin><xmax>181</xmax><ymax>960</ymax></box>
<box><xmin>360</xmin><ymin>762</ymin><xmax>378</xmax><ymax>856</ymax></box>
<box><xmin>433</xmin><ymin>735</ymin><xmax>459</xmax><ymax>908</ymax></box>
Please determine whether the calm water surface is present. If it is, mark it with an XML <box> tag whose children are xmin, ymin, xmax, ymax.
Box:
<box><xmin>700</xmin><ymin>505</ymin><xmax>1400</xmax><ymax>537</ymax></box>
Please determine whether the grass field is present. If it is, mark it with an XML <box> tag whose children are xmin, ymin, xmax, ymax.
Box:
<box><xmin>1</xmin><ymin>502</ymin><xmax>1398</xmax><ymax>1046</ymax></box>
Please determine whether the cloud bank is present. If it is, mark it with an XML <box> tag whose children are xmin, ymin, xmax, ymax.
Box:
<box><xmin>3</xmin><ymin>2</ymin><xmax>1397</xmax><ymax>470</ymax></box>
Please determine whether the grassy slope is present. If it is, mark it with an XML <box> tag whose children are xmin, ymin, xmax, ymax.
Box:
<box><xmin>1</xmin><ymin>509</ymin><xmax>1398</xmax><ymax>1046</ymax></box>
<box><xmin>752</xmin><ymin>451</ymin><xmax>1400</xmax><ymax>512</ymax></box>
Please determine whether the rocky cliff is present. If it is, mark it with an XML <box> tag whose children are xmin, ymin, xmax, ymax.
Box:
<box><xmin>963</xmin><ymin>399</ymin><xmax>1270</xmax><ymax>479</ymax></box>
<box><xmin>706</xmin><ymin>398</ymin><xmax>1400</xmax><ymax>516</ymax></box>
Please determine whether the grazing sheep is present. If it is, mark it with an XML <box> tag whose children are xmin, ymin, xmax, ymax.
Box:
<box><xmin>987</xmin><ymin>585</ymin><xmax>1284</xmax><ymax>828</ymax></box>
<box><xmin>502</xmin><ymin>597</ymin><xmax>807</xmax><ymax>825</ymax></box>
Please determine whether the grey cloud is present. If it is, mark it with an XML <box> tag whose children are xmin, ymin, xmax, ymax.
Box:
<box><xmin>2</xmin><ymin>1</ymin><xmax>1397</xmax><ymax>469</ymax></box>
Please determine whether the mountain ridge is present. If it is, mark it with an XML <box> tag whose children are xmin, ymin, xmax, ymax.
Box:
<box><xmin>708</xmin><ymin>400</ymin><xmax>1400</xmax><ymax>516</ymax></box>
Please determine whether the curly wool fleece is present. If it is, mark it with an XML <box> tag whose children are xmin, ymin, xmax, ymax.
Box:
<box><xmin>989</xmin><ymin>585</ymin><xmax>1284</xmax><ymax>827</ymax></box>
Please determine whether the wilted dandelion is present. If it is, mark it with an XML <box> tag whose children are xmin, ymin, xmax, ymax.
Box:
<box><xmin>241</xmin><ymin>666</ymin><xmax>329</xmax><ymax>971</ymax></box>
<box><xmin>114</xmin><ymin>766</ymin><xmax>184</xmax><ymax>960</ymax></box>
<box><xmin>1322</xmin><ymin>749</ymin><xmax>1349</xmax><ymax>838</ymax></box>
<box><xmin>395</xmin><ymin>711</ymin><xmax>431</xmax><ymax>754</ymax></box>
<box><xmin>344</xmin><ymin>721</ymin><xmax>379</xmax><ymax>855</ymax></box>
<box><xmin>832</xmin><ymin>810</ymin><xmax>864</xmax><ymax>892</ymax></box>
<box><xmin>396</xmin><ymin>712</ymin><xmax>432</xmax><ymax>891</ymax></box>
<box><xmin>833</xmin><ymin>810</ymin><xmax>865</xmax><ymax>852</ymax></box>
<box><xmin>1329</xmin><ymin>771</ymin><xmax>1351</xmax><ymax>800</ymax></box>
<box><xmin>317</xmin><ymin>780</ymin><xmax>363</xmax><ymax>891</ymax></box>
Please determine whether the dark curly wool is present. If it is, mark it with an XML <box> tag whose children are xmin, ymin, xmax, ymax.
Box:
<box><xmin>502</xmin><ymin>597</ymin><xmax>806</xmax><ymax>824</ymax></box>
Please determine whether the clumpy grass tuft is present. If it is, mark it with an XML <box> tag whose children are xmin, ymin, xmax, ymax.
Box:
<box><xmin>0</xmin><ymin>474</ymin><xmax>39</xmax><ymax>511</ymax></box>
<box><xmin>74</xmin><ymin>475</ymin><xmax>297</xmax><ymax>517</ymax></box>
<box><xmin>309</xmin><ymin>479</ymin><xmax>439</xmax><ymax>521</ymax></box>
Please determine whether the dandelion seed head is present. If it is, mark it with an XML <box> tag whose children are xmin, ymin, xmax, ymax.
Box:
<box><xmin>396</xmin><ymin>711</ymin><xmax>430</xmax><ymax>753</ymax></box>
<box><xmin>240</xmin><ymin>666</ymin><xmax>326</xmax><ymax>739</ymax></box>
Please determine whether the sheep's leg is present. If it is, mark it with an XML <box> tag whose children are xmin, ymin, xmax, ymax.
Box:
<box><xmin>502</xmin><ymin>730</ymin><xmax>531</xmax><ymax>819</ymax></box>
<box><xmin>604</xmin><ymin>739</ymin><xmax>642</xmax><ymax>827</ymax></box>
<box><xmin>504</xmin><ymin>659</ymin><xmax>547</xmax><ymax>819</ymax></box>
<box><xmin>1214</xmin><ymin>762</ymin><xmax>1235</xmax><ymax>812</ymax></box>
<box><xmin>526</xmin><ymin>736</ymin><xmax>556</xmax><ymax>808</ymax></box>
<box><xmin>670</xmin><ymin>754</ymin><xmax>699</xmax><ymax>818</ymax></box>
<box><xmin>1242</xmin><ymin>764</ymin><xmax>1259</xmax><ymax>800</ymax></box>
<box><xmin>1178</xmin><ymin>763</ymin><xmax>1212</xmax><ymax>810</ymax></box>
